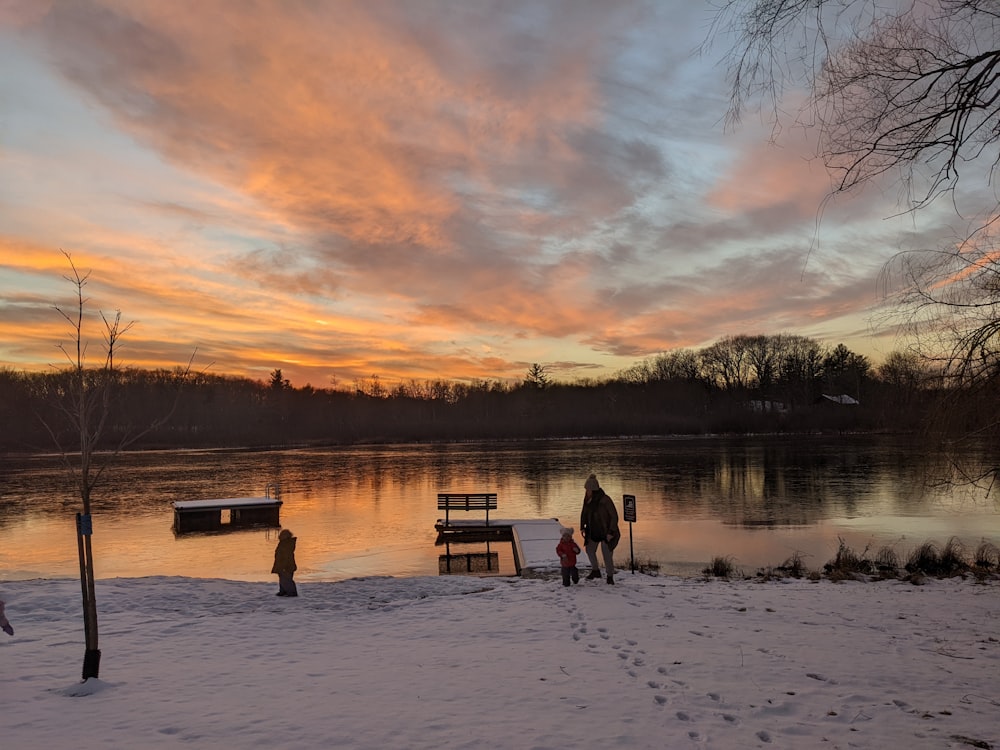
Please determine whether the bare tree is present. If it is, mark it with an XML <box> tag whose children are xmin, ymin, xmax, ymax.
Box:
<box><xmin>717</xmin><ymin>0</ymin><xmax>1000</xmax><ymax>208</ymax></box>
<box><xmin>876</xmin><ymin>349</ymin><xmax>928</xmax><ymax>419</ymax></box>
<box><xmin>647</xmin><ymin>349</ymin><xmax>701</xmax><ymax>382</ymax></box>
<box><xmin>882</xmin><ymin>234</ymin><xmax>1000</xmax><ymax>484</ymax></box>
<box><xmin>717</xmin><ymin>0</ymin><xmax>1000</xmax><ymax>487</ymax></box>
<box><xmin>700</xmin><ymin>335</ymin><xmax>753</xmax><ymax>391</ymax></box>
<box><xmin>877</xmin><ymin>349</ymin><xmax>926</xmax><ymax>390</ymax></box>
<box><xmin>35</xmin><ymin>253</ymin><xmax>192</xmax><ymax>680</ymax></box>
<box><xmin>354</xmin><ymin>374</ymin><xmax>387</xmax><ymax>398</ymax></box>
<box><xmin>744</xmin><ymin>334</ymin><xmax>784</xmax><ymax>393</ymax></box>
<box><xmin>777</xmin><ymin>334</ymin><xmax>826</xmax><ymax>408</ymax></box>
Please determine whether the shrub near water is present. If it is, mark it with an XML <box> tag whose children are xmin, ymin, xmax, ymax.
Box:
<box><xmin>824</xmin><ymin>536</ymin><xmax>999</xmax><ymax>581</ymax></box>
<box><xmin>777</xmin><ymin>552</ymin><xmax>807</xmax><ymax>577</ymax></box>
<box><xmin>709</xmin><ymin>537</ymin><xmax>999</xmax><ymax>583</ymax></box>
<box><xmin>824</xmin><ymin>538</ymin><xmax>871</xmax><ymax>579</ymax></box>
<box><xmin>756</xmin><ymin>552</ymin><xmax>809</xmax><ymax>580</ymax></box>
<box><xmin>905</xmin><ymin>537</ymin><xmax>970</xmax><ymax>577</ymax></box>
<box><xmin>704</xmin><ymin>555</ymin><xmax>738</xmax><ymax>579</ymax></box>
<box><xmin>632</xmin><ymin>557</ymin><xmax>661</xmax><ymax>575</ymax></box>
<box><xmin>974</xmin><ymin>541</ymin><xmax>1000</xmax><ymax>570</ymax></box>
<box><xmin>820</xmin><ymin>538</ymin><xmax>902</xmax><ymax>580</ymax></box>
<box><xmin>873</xmin><ymin>546</ymin><xmax>901</xmax><ymax>575</ymax></box>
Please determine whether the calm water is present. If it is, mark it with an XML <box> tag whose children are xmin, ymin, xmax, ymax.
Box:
<box><xmin>2</xmin><ymin>436</ymin><xmax>998</xmax><ymax>582</ymax></box>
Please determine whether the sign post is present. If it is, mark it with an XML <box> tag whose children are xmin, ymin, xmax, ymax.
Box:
<box><xmin>622</xmin><ymin>494</ymin><xmax>637</xmax><ymax>573</ymax></box>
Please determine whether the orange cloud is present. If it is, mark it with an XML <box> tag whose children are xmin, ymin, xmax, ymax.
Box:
<box><xmin>0</xmin><ymin>3</ymin><xmax>929</xmax><ymax>385</ymax></box>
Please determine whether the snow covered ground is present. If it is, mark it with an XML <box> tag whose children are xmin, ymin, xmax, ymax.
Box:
<box><xmin>1</xmin><ymin>573</ymin><xmax>998</xmax><ymax>749</ymax></box>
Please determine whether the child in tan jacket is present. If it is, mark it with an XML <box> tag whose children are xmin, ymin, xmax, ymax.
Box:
<box><xmin>271</xmin><ymin>529</ymin><xmax>298</xmax><ymax>597</ymax></box>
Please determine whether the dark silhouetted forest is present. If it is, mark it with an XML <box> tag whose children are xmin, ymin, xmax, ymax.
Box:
<box><xmin>1</xmin><ymin>334</ymin><xmax>953</xmax><ymax>453</ymax></box>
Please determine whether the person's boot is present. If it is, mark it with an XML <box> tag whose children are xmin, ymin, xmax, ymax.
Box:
<box><xmin>606</xmin><ymin>575</ymin><xmax>615</xmax><ymax>585</ymax></box>
<box><xmin>586</xmin><ymin>570</ymin><xmax>602</xmax><ymax>580</ymax></box>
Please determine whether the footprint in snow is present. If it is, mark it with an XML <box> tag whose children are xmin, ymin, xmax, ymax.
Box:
<box><xmin>806</xmin><ymin>672</ymin><xmax>833</xmax><ymax>683</ymax></box>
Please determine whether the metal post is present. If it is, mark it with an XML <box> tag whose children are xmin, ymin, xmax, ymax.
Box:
<box><xmin>622</xmin><ymin>494</ymin><xmax>637</xmax><ymax>574</ymax></box>
<box><xmin>630</xmin><ymin>522</ymin><xmax>635</xmax><ymax>573</ymax></box>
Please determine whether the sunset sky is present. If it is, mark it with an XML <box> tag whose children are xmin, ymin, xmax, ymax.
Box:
<box><xmin>0</xmin><ymin>1</ymin><xmax>972</xmax><ymax>388</ymax></box>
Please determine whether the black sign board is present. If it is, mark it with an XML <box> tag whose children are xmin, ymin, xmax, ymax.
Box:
<box><xmin>623</xmin><ymin>494</ymin><xmax>636</xmax><ymax>523</ymax></box>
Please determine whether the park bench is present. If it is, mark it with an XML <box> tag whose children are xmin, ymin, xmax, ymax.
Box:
<box><xmin>437</xmin><ymin>492</ymin><xmax>497</xmax><ymax>527</ymax></box>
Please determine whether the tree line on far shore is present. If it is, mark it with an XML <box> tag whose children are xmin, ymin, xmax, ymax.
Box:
<box><xmin>0</xmin><ymin>332</ymin><xmax>962</xmax><ymax>452</ymax></box>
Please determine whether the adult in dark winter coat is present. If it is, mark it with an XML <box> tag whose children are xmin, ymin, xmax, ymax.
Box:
<box><xmin>271</xmin><ymin>528</ymin><xmax>298</xmax><ymax>597</ymax></box>
<box><xmin>579</xmin><ymin>474</ymin><xmax>620</xmax><ymax>584</ymax></box>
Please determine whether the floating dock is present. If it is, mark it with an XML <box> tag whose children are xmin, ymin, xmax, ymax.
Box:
<box><xmin>173</xmin><ymin>496</ymin><xmax>282</xmax><ymax>533</ymax></box>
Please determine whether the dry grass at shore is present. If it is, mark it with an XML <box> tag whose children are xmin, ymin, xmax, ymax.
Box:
<box><xmin>699</xmin><ymin>536</ymin><xmax>1000</xmax><ymax>584</ymax></box>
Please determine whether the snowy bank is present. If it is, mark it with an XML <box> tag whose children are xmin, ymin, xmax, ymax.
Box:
<box><xmin>1</xmin><ymin>574</ymin><xmax>998</xmax><ymax>749</ymax></box>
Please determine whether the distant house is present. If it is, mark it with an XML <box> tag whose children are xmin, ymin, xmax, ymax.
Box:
<box><xmin>818</xmin><ymin>394</ymin><xmax>859</xmax><ymax>406</ymax></box>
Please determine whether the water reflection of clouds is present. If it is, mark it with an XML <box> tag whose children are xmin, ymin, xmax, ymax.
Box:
<box><xmin>636</xmin><ymin>517</ymin><xmax>906</xmax><ymax>575</ymax></box>
<box><xmin>3</xmin><ymin>438</ymin><xmax>998</xmax><ymax>582</ymax></box>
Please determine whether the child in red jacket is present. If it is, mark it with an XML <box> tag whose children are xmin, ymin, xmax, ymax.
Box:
<box><xmin>556</xmin><ymin>527</ymin><xmax>581</xmax><ymax>587</ymax></box>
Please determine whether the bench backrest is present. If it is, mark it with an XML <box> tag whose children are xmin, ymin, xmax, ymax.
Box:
<box><xmin>437</xmin><ymin>492</ymin><xmax>497</xmax><ymax>525</ymax></box>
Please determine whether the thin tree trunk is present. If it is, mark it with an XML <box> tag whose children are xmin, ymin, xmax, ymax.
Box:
<box><xmin>76</xmin><ymin>512</ymin><xmax>101</xmax><ymax>679</ymax></box>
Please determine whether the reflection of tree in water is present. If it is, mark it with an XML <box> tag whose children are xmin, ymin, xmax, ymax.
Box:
<box><xmin>1</xmin><ymin>435</ymin><xmax>956</xmax><ymax>532</ymax></box>
<box><xmin>653</xmin><ymin>438</ymin><xmax>933</xmax><ymax>527</ymax></box>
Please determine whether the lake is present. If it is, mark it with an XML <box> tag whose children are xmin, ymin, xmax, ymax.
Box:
<box><xmin>2</xmin><ymin>436</ymin><xmax>997</xmax><ymax>582</ymax></box>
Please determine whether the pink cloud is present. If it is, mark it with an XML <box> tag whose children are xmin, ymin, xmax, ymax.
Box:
<box><xmin>0</xmin><ymin>3</ymin><xmax>923</xmax><ymax>385</ymax></box>
<box><xmin>707</xmin><ymin>129</ymin><xmax>834</xmax><ymax>222</ymax></box>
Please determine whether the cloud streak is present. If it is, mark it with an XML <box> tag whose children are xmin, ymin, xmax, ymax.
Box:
<box><xmin>0</xmin><ymin>1</ymin><xmax>947</xmax><ymax>385</ymax></box>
